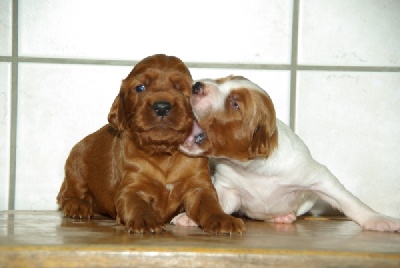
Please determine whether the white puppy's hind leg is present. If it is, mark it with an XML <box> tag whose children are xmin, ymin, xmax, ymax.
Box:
<box><xmin>311</xmin><ymin>164</ymin><xmax>400</xmax><ymax>232</ymax></box>
<box><xmin>360</xmin><ymin>214</ymin><xmax>400</xmax><ymax>232</ymax></box>
<box><xmin>267</xmin><ymin>199</ymin><xmax>315</xmax><ymax>224</ymax></box>
<box><xmin>270</xmin><ymin>212</ymin><xmax>297</xmax><ymax>224</ymax></box>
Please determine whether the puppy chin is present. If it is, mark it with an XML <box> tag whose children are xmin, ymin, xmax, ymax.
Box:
<box><xmin>179</xmin><ymin>144</ymin><xmax>204</xmax><ymax>156</ymax></box>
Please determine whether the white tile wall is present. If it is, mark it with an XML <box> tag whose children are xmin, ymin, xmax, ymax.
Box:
<box><xmin>15</xmin><ymin>64</ymin><xmax>131</xmax><ymax>209</ymax></box>
<box><xmin>0</xmin><ymin>63</ymin><xmax>11</xmax><ymax>210</ymax></box>
<box><xmin>19</xmin><ymin>0</ymin><xmax>292</xmax><ymax>64</ymax></box>
<box><xmin>298</xmin><ymin>0</ymin><xmax>400</xmax><ymax>66</ymax></box>
<box><xmin>296</xmin><ymin>71</ymin><xmax>400</xmax><ymax>218</ymax></box>
<box><xmin>0</xmin><ymin>0</ymin><xmax>12</xmax><ymax>56</ymax></box>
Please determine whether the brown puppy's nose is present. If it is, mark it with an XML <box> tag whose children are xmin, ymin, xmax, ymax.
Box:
<box><xmin>152</xmin><ymin>101</ymin><xmax>172</xmax><ymax>117</ymax></box>
<box><xmin>192</xmin><ymin>82</ymin><xmax>204</xmax><ymax>94</ymax></box>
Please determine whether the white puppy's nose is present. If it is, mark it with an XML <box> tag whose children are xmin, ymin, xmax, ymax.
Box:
<box><xmin>192</xmin><ymin>81</ymin><xmax>204</xmax><ymax>94</ymax></box>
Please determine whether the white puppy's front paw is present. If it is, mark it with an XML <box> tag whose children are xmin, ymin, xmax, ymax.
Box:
<box><xmin>170</xmin><ymin>212</ymin><xmax>198</xmax><ymax>227</ymax></box>
<box><xmin>361</xmin><ymin>215</ymin><xmax>400</xmax><ymax>232</ymax></box>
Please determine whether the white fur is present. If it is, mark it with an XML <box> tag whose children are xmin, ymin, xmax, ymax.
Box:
<box><xmin>190</xmin><ymin>79</ymin><xmax>227</xmax><ymax>119</ymax></box>
<box><xmin>173</xmin><ymin>77</ymin><xmax>400</xmax><ymax>232</ymax></box>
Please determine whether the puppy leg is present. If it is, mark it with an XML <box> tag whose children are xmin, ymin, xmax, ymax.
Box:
<box><xmin>57</xmin><ymin>177</ymin><xmax>94</xmax><ymax>219</ymax></box>
<box><xmin>170</xmin><ymin>181</ymin><xmax>241</xmax><ymax>228</ymax></box>
<box><xmin>57</xmin><ymin>146</ymin><xmax>97</xmax><ymax>219</ymax></box>
<box><xmin>214</xmin><ymin>182</ymin><xmax>242</xmax><ymax>215</ymax></box>
<box><xmin>310</xmin><ymin>164</ymin><xmax>400</xmax><ymax>232</ymax></box>
<box><xmin>184</xmin><ymin>187</ymin><xmax>246</xmax><ymax>234</ymax></box>
<box><xmin>271</xmin><ymin>212</ymin><xmax>297</xmax><ymax>224</ymax></box>
<box><xmin>115</xmin><ymin>184</ymin><xmax>165</xmax><ymax>234</ymax></box>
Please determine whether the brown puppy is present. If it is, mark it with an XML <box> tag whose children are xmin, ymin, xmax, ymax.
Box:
<box><xmin>57</xmin><ymin>54</ymin><xmax>245</xmax><ymax>234</ymax></box>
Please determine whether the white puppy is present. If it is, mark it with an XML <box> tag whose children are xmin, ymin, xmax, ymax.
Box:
<box><xmin>174</xmin><ymin>75</ymin><xmax>400</xmax><ymax>232</ymax></box>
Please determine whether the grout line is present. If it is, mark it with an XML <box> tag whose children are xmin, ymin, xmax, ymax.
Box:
<box><xmin>2</xmin><ymin>56</ymin><xmax>398</xmax><ymax>72</ymax></box>
<box><xmin>10</xmin><ymin>57</ymin><xmax>140</xmax><ymax>67</ymax></box>
<box><xmin>289</xmin><ymin>0</ymin><xmax>300</xmax><ymax>130</ymax></box>
<box><xmin>8</xmin><ymin>0</ymin><xmax>19</xmax><ymax>210</ymax></box>
<box><xmin>296</xmin><ymin>65</ymin><xmax>400</xmax><ymax>72</ymax></box>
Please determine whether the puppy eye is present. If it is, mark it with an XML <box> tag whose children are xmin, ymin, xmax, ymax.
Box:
<box><xmin>227</xmin><ymin>95</ymin><xmax>241</xmax><ymax>111</ymax></box>
<box><xmin>135</xmin><ymin>84</ymin><xmax>145</xmax><ymax>92</ymax></box>
<box><xmin>231</xmin><ymin>100</ymin><xmax>240</xmax><ymax>110</ymax></box>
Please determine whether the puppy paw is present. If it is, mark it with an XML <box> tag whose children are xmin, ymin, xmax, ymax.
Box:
<box><xmin>170</xmin><ymin>212</ymin><xmax>198</xmax><ymax>227</ymax></box>
<box><xmin>271</xmin><ymin>212</ymin><xmax>297</xmax><ymax>224</ymax></box>
<box><xmin>201</xmin><ymin>214</ymin><xmax>246</xmax><ymax>235</ymax></box>
<box><xmin>62</xmin><ymin>198</ymin><xmax>93</xmax><ymax>219</ymax></box>
<box><xmin>125</xmin><ymin>214</ymin><xmax>165</xmax><ymax>234</ymax></box>
<box><xmin>361</xmin><ymin>215</ymin><xmax>400</xmax><ymax>232</ymax></box>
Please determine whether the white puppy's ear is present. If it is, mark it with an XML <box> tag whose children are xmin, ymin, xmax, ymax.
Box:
<box><xmin>249</xmin><ymin>125</ymin><xmax>267</xmax><ymax>158</ymax></box>
<box><xmin>108</xmin><ymin>92</ymin><xmax>125</xmax><ymax>131</ymax></box>
<box><xmin>248</xmin><ymin>124</ymin><xmax>278</xmax><ymax>159</ymax></box>
<box><xmin>248</xmin><ymin>90</ymin><xmax>278</xmax><ymax>159</ymax></box>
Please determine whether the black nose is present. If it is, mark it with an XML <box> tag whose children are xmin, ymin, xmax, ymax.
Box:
<box><xmin>152</xmin><ymin>101</ymin><xmax>172</xmax><ymax>117</ymax></box>
<box><xmin>192</xmin><ymin>82</ymin><xmax>204</xmax><ymax>94</ymax></box>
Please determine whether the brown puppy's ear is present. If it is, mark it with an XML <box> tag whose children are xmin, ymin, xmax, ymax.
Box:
<box><xmin>107</xmin><ymin>93</ymin><xmax>125</xmax><ymax>131</ymax></box>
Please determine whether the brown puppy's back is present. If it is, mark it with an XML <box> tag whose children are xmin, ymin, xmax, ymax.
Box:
<box><xmin>58</xmin><ymin>125</ymin><xmax>119</xmax><ymax>218</ymax></box>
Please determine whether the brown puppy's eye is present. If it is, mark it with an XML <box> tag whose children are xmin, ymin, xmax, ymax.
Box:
<box><xmin>135</xmin><ymin>84</ymin><xmax>145</xmax><ymax>93</ymax></box>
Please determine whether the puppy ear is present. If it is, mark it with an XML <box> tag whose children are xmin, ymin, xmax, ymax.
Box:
<box><xmin>248</xmin><ymin>90</ymin><xmax>278</xmax><ymax>159</ymax></box>
<box><xmin>107</xmin><ymin>93</ymin><xmax>125</xmax><ymax>130</ymax></box>
<box><xmin>249</xmin><ymin>125</ymin><xmax>267</xmax><ymax>158</ymax></box>
<box><xmin>248</xmin><ymin>123</ymin><xmax>278</xmax><ymax>159</ymax></box>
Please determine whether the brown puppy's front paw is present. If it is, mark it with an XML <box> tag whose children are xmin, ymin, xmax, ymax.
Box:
<box><xmin>125</xmin><ymin>214</ymin><xmax>165</xmax><ymax>234</ymax></box>
<box><xmin>201</xmin><ymin>214</ymin><xmax>246</xmax><ymax>235</ymax></box>
<box><xmin>62</xmin><ymin>198</ymin><xmax>93</xmax><ymax>219</ymax></box>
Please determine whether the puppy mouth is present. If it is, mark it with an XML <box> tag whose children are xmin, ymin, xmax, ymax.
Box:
<box><xmin>194</xmin><ymin>132</ymin><xmax>206</xmax><ymax>144</ymax></box>
<box><xmin>148</xmin><ymin>122</ymin><xmax>175</xmax><ymax>129</ymax></box>
<box><xmin>145</xmin><ymin>114</ymin><xmax>184</xmax><ymax>130</ymax></box>
<box><xmin>183</xmin><ymin>121</ymin><xmax>207</xmax><ymax>147</ymax></box>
